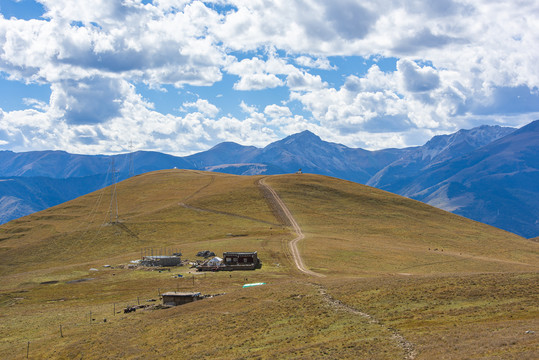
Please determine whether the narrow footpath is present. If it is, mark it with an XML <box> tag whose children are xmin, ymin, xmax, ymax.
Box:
<box><xmin>258</xmin><ymin>178</ymin><xmax>325</xmax><ymax>278</ymax></box>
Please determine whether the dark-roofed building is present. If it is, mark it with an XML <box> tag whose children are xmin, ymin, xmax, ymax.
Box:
<box><xmin>196</xmin><ymin>251</ymin><xmax>261</xmax><ymax>271</ymax></box>
<box><xmin>161</xmin><ymin>292</ymin><xmax>201</xmax><ymax>306</ymax></box>
<box><xmin>223</xmin><ymin>251</ymin><xmax>260</xmax><ymax>269</ymax></box>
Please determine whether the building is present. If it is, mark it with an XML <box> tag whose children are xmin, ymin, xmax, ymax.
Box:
<box><xmin>140</xmin><ymin>255</ymin><xmax>182</xmax><ymax>267</ymax></box>
<box><xmin>223</xmin><ymin>251</ymin><xmax>261</xmax><ymax>269</ymax></box>
<box><xmin>207</xmin><ymin>256</ymin><xmax>223</xmax><ymax>267</ymax></box>
<box><xmin>196</xmin><ymin>251</ymin><xmax>261</xmax><ymax>271</ymax></box>
<box><xmin>161</xmin><ymin>292</ymin><xmax>201</xmax><ymax>306</ymax></box>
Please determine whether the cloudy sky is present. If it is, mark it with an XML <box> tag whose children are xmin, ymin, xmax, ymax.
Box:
<box><xmin>1</xmin><ymin>0</ymin><xmax>539</xmax><ymax>155</ymax></box>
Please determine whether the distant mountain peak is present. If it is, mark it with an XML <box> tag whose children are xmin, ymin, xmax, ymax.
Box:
<box><xmin>420</xmin><ymin>124</ymin><xmax>515</xmax><ymax>161</ymax></box>
<box><xmin>283</xmin><ymin>130</ymin><xmax>321</xmax><ymax>143</ymax></box>
<box><xmin>208</xmin><ymin>141</ymin><xmax>255</xmax><ymax>151</ymax></box>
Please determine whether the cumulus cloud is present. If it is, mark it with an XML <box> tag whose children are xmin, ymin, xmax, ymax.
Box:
<box><xmin>286</xmin><ymin>71</ymin><xmax>326</xmax><ymax>91</ymax></box>
<box><xmin>291</xmin><ymin>59</ymin><xmax>471</xmax><ymax>141</ymax></box>
<box><xmin>392</xmin><ymin>28</ymin><xmax>465</xmax><ymax>55</ymax></box>
<box><xmin>1</xmin><ymin>0</ymin><xmax>539</xmax><ymax>153</ymax></box>
<box><xmin>295</xmin><ymin>56</ymin><xmax>336</xmax><ymax>70</ymax></box>
<box><xmin>50</xmin><ymin>77</ymin><xmax>127</xmax><ymax>124</ymax></box>
<box><xmin>264</xmin><ymin>104</ymin><xmax>292</xmax><ymax>118</ymax></box>
<box><xmin>323</xmin><ymin>0</ymin><xmax>377</xmax><ymax>40</ymax></box>
<box><xmin>233</xmin><ymin>73</ymin><xmax>283</xmax><ymax>91</ymax></box>
<box><xmin>397</xmin><ymin>59</ymin><xmax>440</xmax><ymax>93</ymax></box>
<box><xmin>181</xmin><ymin>99</ymin><xmax>219</xmax><ymax>117</ymax></box>
<box><xmin>227</xmin><ymin>54</ymin><xmax>325</xmax><ymax>91</ymax></box>
<box><xmin>0</xmin><ymin>0</ymin><xmax>227</xmax><ymax>87</ymax></box>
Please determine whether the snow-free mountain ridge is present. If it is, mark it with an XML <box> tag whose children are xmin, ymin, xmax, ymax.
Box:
<box><xmin>1</xmin><ymin>121</ymin><xmax>538</xmax><ymax>238</ymax></box>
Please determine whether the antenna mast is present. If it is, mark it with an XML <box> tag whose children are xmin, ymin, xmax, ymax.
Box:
<box><xmin>109</xmin><ymin>158</ymin><xmax>119</xmax><ymax>224</ymax></box>
<box><xmin>128</xmin><ymin>140</ymin><xmax>135</xmax><ymax>178</ymax></box>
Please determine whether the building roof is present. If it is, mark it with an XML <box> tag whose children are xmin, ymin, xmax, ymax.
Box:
<box><xmin>161</xmin><ymin>292</ymin><xmax>201</xmax><ymax>297</ymax></box>
<box><xmin>223</xmin><ymin>251</ymin><xmax>258</xmax><ymax>255</ymax></box>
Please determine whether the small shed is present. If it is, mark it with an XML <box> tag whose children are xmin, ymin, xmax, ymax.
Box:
<box><xmin>162</xmin><ymin>292</ymin><xmax>202</xmax><ymax>306</ymax></box>
<box><xmin>207</xmin><ymin>256</ymin><xmax>223</xmax><ymax>267</ymax></box>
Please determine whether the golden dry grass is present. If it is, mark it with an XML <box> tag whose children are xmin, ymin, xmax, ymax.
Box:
<box><xmin>325</xmin><ymin>272</ymin><xmax>539</xmax><ymax>359</ymax></box>
<box><xmin>264</xmin><ymin>174</ymin><xmax>538</xmax><ymax>276</ymax></box>
<box><xmin>0</xmin><ymin>170</ymin><xmax>537</xmax><ymax>359</ymax></box>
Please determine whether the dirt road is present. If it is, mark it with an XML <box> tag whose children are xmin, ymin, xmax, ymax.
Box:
<box><xmin>259</xmin><ymin>178</ymin><xmax>418</xmax><ymax>358</ymax></box>
<box><xmin>258</xmin><ymin>178</ymin><xmax>325</xmax><ymax>277</ymax></box>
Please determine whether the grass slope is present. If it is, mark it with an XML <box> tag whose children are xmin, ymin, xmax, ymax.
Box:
<box><xmin>0</xmin><ymin>170</ymin><xmax>537</xmax><ymax>359</ymax></box>
<box><xmin>265</xmin><ymin>174</ymin><xmax>538</xmax><ymax>275</ymax></box>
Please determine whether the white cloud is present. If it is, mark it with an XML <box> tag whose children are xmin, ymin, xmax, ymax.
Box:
<box><xmin>0</xmin><ymin>107</ymin><xmax>55</xmax><ymax>150</ymax></box>
<box><xmin>286</xmin><ymin>71</ymin><xmax>326</xmax><ymax>91</ymax></box>
<box><xmin>1</xmin><ymin>0</ymin><xmax>539</xmax><ymax>154</ymax></box>
<box><xmin>233</xmin><ymin>73</ymin><xmax>283</xmax><ymax>91</ymax></box>
<box><xmin>49</xmin><ymin>77</ymin><xmax>129</xmax><ymax>125</ymax></box>
<box><xmin>227</xmin><ymin>54</ymin><xmax>326</xmax><ymax>91</ymax></box>
<box><xmin>216</xmin><ymin>0</ymin><xmax>539</xmax><ymax>94</ymax></box>
<box><xmin>397</xmin><ymin>59</ymin><xmax>440</xmax><ymax>93</ymax></box>
<box><xmin>291</xmin><ymin>59</ymin><xmax>471</xmax><ymax>139</ymax></box>
<box><xmin>23</xmin><ymin>98</ymin><xmax>48</xmax><ymax>111</ymax></box>
<box><xmin>153</xmin><ymin>0</ymin><xmax>191</xmax><ymax>12</ymax></box>
<box><xmin>182</xmin><ymin>99</ymin><xmax>219</xmax><ymax>117</ymax></box>
<box><xmin>264</xmin><ymin>104</ymin><xmax>292</xmax><ymax>118</ymax></box>
<box><xmin>0</xmin><ymin>1</ymin><xmax>227</xmax><ymax>87</ymax></box>
<box><xmin>239</xmin><ymin>101</ymin><xmax>257</xmax><ymax>115</ymax></box>
<box><xmin>295</xmin><ymin>56</ymin><xmax>336</xmax><ymax>70</ymax></box>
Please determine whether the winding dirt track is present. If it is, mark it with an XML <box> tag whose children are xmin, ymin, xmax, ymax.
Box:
<box><xmin>258</xmin><ymin>178</ymin><xmax>325</xmax><ymax>277</ymax></box>
<box><xmin>258</xmin><ymin>177</ymin><xmax>417</xmax><ymax>358</ymax></box>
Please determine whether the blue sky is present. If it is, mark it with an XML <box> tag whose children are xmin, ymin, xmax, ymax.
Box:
<box><xmin>1</xmin><ymin>0</ymin><xmax>539</xmax><ymax>155</ymax></box>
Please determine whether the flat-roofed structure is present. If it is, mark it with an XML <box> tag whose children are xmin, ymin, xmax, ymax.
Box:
<box><xmin>140</xmin><ymin>255</ymin><xmax>182</xmax><ymax>267</ymax></box>
<box><xmin>161</xmin><ymin>292</ymin><xmax>202</xmax><ymax>306</ymax></box>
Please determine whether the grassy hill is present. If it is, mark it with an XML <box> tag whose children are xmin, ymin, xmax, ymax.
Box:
<box><xmin>0</xmin><ymin>170</ymin><xmax>537</xmax><ymax>359</ymax></box>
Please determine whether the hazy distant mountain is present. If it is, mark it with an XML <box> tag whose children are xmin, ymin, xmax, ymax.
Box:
<box><xmin>0</xmin><ymin>151</ymin><xmax>197</xmax><ymax>225</ymax></box>
<box><xmin>0</xmin><ymin>150</ymin><xmax>194</xmax><ymax>180</ymax></box>
<box><xmin>401</xmin><ymin>120</ymin><xmax>538</xmax><ymax>238</ymax></box>
<box><xmin>185</xmin><ymin>142</ymin><xmax>261</xmax><ymax>168</ymax></box>
<box><xmin>0</xmin><ymin>175</ymin><xmax>105</xmax><ymax>224</ymax></box>
<box><xmin>0</xmin><ymin>150</ymin><xmax>109</xmax><ymax>178</ymax></box>
<box><xmin>367</xmin><ymin>125</ymin><xmax>516</xmax><ymax>193</ymax></box>
<box><xmin>250</xmin><ymin>130</ymin><xmax>406</xmax><ymax>183</ymax></box>
<box><xmin>1</xmin><ymin>121</ymin><xmax>538</xmax><ymax>238</ymax></box>
<box><xmin>185</xmin><ymin>130</ymin><xmax>406</xmax><ymax>182</ymax></box>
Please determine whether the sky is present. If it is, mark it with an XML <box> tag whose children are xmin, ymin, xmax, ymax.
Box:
<box><xmin>1</xmin><ymin>0</ymin><xmax>539</xmax><ymax>155</ymax></box>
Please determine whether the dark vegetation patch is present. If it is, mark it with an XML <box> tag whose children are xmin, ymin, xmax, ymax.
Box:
<box><xmin>65</xmin><ymin>278</ymin><xmax>95</xmax><ymax>284</ymax></box>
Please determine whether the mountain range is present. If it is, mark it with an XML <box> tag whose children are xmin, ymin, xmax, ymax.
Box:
<box><xmin>1</xmin><ymin>120</ymin><xmax>537</xmax><ymax>238</ymax></box>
